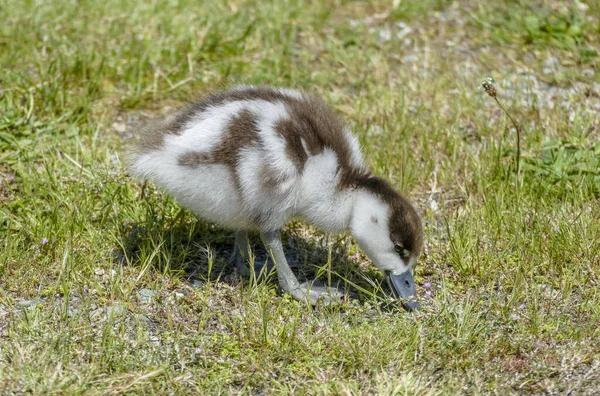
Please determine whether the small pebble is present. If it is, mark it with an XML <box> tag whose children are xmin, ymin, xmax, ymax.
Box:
<box><xmin>582</xmin><ymin>68</ymin><xmax>595</xmax><ymax>78</ymax></box>
<box><xmin>67</xmin><ymin>307</ymin><xmax>79</xmax><ymax>317</ymax></box>
<box><xmin>106</xmin><ymin>303</ymin><xmax>125</xmax><ymax>316</ymax></box>
<box><xmin>90</xmin><ymin>308</ymin><xmax>104</xmax><ymax>320</ymax></box>
<box><xmin>18</xmin><ymin>299</ymin><xmax>45</xmax><ymax>308</ymax></box>
<box><xmin>191</xmin><ymin>279</ymin><xmax>204</xmax><ymax>289</ymax></box>
<box><xmin>543</xmin><ymin>56</ymin><xmax>559</xmax><ymax>69</ymax></box>
<box><xmin>139</xmin><ymin>288</ymin><xmax>157</xmax><ymax>303</ymax></box>
<box><xmin>112</xmin><ymin>122</ymin><xmax>127</xmax><ymax>133</ymax></box>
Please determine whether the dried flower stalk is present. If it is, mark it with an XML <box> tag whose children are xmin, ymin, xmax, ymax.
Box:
<box><xmin>481</xmin><ymin>77</ymin><xmax>521</xmax><ymax>180</ymax></box>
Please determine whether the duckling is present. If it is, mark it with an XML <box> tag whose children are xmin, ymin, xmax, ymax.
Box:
<box><xmin>129</xmin><ymin>86</ymin><xmax>423</xmax><ymax>310</ymax></box>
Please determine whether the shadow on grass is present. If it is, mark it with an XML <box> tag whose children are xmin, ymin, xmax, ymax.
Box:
<box><xmin>113</xmin><ymin>213</ymin><xmax>400</xmax><ymax>307</ymax></box>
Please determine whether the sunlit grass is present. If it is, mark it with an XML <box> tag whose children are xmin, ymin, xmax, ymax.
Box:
<box><xmin>1</xmin><ymin>0</ymin><xmax>599</xmax><ymax>393</ymax></box>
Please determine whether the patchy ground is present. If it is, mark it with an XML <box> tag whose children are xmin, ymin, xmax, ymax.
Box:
<box><xmin>1</xmin><ymin>0</ymin><xmax>599</xmax><ymax>394</ymax></box>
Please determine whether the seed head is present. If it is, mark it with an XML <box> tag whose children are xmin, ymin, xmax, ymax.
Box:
<box><xmin>481</xmin><ymin>77</ymin><xmax>497</xmax><ymax>98</ymax></box>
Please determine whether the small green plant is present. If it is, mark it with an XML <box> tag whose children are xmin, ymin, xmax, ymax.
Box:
<box><xmin>523</xmin><ymin>138</ymin><xmax>600</xmax><ymax>196</ymax></box>
<box><xmin>473</xmin><ymin>2</ymin><xmax>593</xmax><ymax>50</ymax></box>
<box><xmin>522</xmin><ymin>9</ymin><xmax>587</xmax><ymax>49</ymax></box>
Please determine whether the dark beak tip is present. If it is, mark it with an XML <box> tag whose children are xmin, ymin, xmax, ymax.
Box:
<box><xmin>403</xmin><ymin>300</ymin><xmax>419</xmax><ymax>312</ymax></box>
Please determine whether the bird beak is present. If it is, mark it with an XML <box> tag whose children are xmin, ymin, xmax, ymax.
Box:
<box><xmin>386</xmin><ymin>270</ymin><xmax>419</xmax><ymax>312</ymax></box>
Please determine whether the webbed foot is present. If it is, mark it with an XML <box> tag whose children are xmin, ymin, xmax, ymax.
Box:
<box><xmin>259</xmin><ymin>230</ymin><xmax>345</xmax><ymax>306</ymax></box>
<box><xmin>289</xmin><ymin>280</ymin><xmax>345</xmax><ymax>306</ymax></box>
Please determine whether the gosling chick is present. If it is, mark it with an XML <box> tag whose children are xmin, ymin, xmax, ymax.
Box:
<box><xmin>129</xmin><ymin>86</ymin><xmax>423</xmax><ymax>310</ymax></box>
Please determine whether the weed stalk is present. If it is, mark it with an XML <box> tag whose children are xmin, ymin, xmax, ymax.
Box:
<box><xmin>481</xmin><ymin>77</ymin><xmax>522</xmax><ymax>190</ymax></box>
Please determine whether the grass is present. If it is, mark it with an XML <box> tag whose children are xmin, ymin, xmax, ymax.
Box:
<box><xmin>1</xmin><ymin>0</ymin><xmax>599</xmax><ymax>393</ymax></box>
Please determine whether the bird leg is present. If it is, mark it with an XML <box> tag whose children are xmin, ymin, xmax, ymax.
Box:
<box><xmin>230</xmin><ymin>230</ymin><xmax>273</xmax><ymax>278</ymax></box>
<box><xmin>260</xmin><ymin>230</ymin><xmax>344</xmax><ymax>306</ymax></box>
<box><xmin>231</xmin><ymin>230</ymin><xmax>252</xmax><ymax>277</ymax></box>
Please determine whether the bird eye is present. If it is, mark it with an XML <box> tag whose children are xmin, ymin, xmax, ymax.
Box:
<box><xmin>394</xmin><ymin>244</ymin><xmax>410</xmax><ymax>258</ymax></box>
